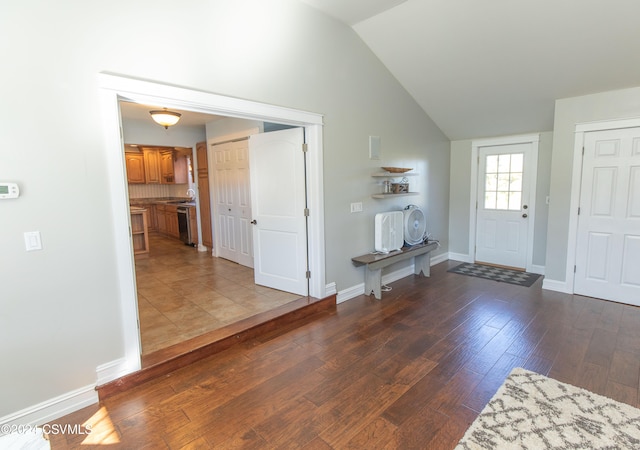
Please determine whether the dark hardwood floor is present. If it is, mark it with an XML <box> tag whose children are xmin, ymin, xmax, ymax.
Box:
<box><xmin>48</xmin><ymin>260</ymin><xmax>640</xmax><ymax>449</ymax></box>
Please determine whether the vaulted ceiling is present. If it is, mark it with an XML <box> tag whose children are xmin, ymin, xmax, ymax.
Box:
<box><xmin>299</xmin><ymin>0</ymin><xmax>640</xmax><ymax>140</ymax></box>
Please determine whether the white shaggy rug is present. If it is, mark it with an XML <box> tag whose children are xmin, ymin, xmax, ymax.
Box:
<box><xmin>456</xmin><ymin>368</ymin><xmax>640</xmax><ymax>449</ymax></box>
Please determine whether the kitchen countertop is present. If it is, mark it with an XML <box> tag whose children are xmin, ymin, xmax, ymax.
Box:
<box><xmin>130</xmin><ymin>198</ymin><xmax>195</xmax><ymax>207</ymax></box>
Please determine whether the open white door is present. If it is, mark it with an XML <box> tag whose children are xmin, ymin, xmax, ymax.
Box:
<box><xmin>574</xmin><ymin>127</ymin><xmax>640</xmax><ymax>305</ymax></box>
<box><xmin>249</xmin><ymin>128</ymin><xmax>308</xmax><ymax>296</ymax></box>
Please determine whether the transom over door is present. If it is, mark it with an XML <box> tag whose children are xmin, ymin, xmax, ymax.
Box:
<box><xmin>574</xmin><ymin>127</ymin><xmax>640</xmax><ymax>305</ymax></box>
<box><xmin>475</xmin><ymin>142</ymin><xmax>534</xmax><ymax>269</ymax></box>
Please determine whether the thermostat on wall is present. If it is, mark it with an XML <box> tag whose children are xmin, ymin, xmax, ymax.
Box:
<box><xmin>0</xmin><ymin>182</ymin><xmax>19</xmax><ymax>199</ymax></box>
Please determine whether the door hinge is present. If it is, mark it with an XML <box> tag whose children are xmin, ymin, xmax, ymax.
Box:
<box><xmin>574</xmin><ymin>265</ymin><xmax>577</xmax><ymax>273</ymax></box>
<box><xmin>304</xmin><ymin>208</ymin><xmax>310</xmax><ymax>217</ymax></box>
<box><xmin>306</xmin><ymin>270</ymin><xmax>311</xmax><ymax>279</ymax></box>
<box><xmin>582</xmin><ymin>146</ymin><xmax>585</xmax><ymax>156</ymax></box>
<box><xmin>578</xmin><ymin>207</ymin><xmax>581</xmax><ymax>215</ymax></box>
<box><xmin>302</xmin><ymin>143</ymin><xmax>308</xmax><ymax>153</ymax></box>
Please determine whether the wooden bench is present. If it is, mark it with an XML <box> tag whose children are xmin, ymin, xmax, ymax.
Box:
<box><xmin>351</xmin><ymin>241</ymin><xmax>438</xmax><ymax>299</ymax></box>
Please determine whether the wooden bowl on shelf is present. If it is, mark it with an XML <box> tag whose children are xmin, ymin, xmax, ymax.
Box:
<box><xmin>381</xmin><ymin>167</ymin><xmax>412</xmax><ymax>173</ymax></box>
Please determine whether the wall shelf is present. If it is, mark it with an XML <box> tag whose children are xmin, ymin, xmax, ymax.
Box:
<box><xmin>372</xmin><ymin>172</ymin><xmax>420</xmax><ymax>199</ymax></box>
<box><xmin>372</xmin><ymin>172</ymin><xmax>419</xmax><ymax>177</ymax></box>
<box><xmin>372</xmin><ymin>192</ymin><xmax>419</xmax><ymax>199</ymax></box>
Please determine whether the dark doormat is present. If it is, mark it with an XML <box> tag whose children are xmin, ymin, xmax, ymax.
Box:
<box><xmin>448</xmin><ymin>262</ymin><xmax>542</xmax><ymax>287</ymax></box>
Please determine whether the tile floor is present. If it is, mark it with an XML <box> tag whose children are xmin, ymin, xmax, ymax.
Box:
<box><xmin>135</xmin><ymin>233</ymin><xmax>301</xmax><ymax>355</ymax></box>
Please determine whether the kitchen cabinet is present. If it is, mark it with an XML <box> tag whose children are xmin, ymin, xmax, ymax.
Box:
<box><xmin>130</xmin><ymin>207</ymin><xmax>149</xmax><ymax>256</ymax></box>
<box><xmin>165</xmin><ymin>204</ymin><xmax>180</xmax><ymax>238</ymax></box>
<box><xmin>156</xmin><ymin>204</ymin><xmax>167</xmax><ymax>234</ymax></box>
<box><xmin>196</xmin><ymin>141</ymin><xmax>213</xmax><ymax>248</ymax></box>
<box><xmin>160</xmin><ymin>151</ymin><xmax>175</xmax><ymax>184</ymax></box>
<box><xmin>125</xmin><ymin>153</ymin><xmax>145</xmax><ymax>184</ymax></box>
<box><xmin>189</xmin><ymin>206</ymin><xmax>198</xmax><ymax>245</ymax></box>
<box><xmin>155</xmin><ymin>203</ymin><xmax>179</xmax><ymax>239</ymax></box>
<box><xmin>143</xmin><ymin>148</ymin><xmax>161</xmax><ymax>184</ymax></box>
<box><xmin>160</xmin><ymin>150</ymin><xmax>189</xmax><ymax>184</ymax></box>
<box><xmin>173</xmin><ymin>154</ymin><xmax>188</xmax><ymax>184</ymax></box>
<box><xmin>142</xmin><ymin>203</ymin><xmax>157</xmax><ymax>231</ymax></box>
<box><xmin>125</xmin><ymin>146</ymin><xmax>189</xmax><ymax>185</ymax></box>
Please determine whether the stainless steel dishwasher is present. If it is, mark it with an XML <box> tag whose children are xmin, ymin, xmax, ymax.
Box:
<box><xmin>177</xmin><ymin>206</ymin><xmax>194</xmax><ymax>246</ymax></box>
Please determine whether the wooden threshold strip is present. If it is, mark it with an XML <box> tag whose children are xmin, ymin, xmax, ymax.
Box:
<box><xmin>96</xmin><ymin>294</ymin><xmax>336</xmax><ymax>399</ymax></box>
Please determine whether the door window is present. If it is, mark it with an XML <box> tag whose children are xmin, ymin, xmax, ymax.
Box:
<box><xmin>484</xmin><ymin>153</ymin><xmax>523</xmax><ymax>210</ymax></box>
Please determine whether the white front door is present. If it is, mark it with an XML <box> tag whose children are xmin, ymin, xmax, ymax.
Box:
<box><xmin>212</xmin><ymin>139</ymin><xmax>254</xmax><ymax>268</ymax></box>
<box><xmin>475</xmin><ymin>142</ymin><xmax>534</xmax><ymax>269</ymax></box>
<box><xmin>249</xmin><ymin>128</ymin><xmax>308</xmax><ymax>296</ymax></box>
<box><xmin>574</xmin><ymin>127</ymin><xmax>640</xmax><ymax>305</ymax></box>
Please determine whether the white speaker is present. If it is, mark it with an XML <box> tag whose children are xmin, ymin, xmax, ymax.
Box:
<box><xmin>374</xmin><ymin>211</ymin><xmax>404</xmax><ymax>253</ymax></box>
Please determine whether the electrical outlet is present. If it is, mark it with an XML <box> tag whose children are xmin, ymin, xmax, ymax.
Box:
<box><xmin>350</xmin><ymin>202</ymin><xmax>363</xmax><ymax>213</ymax></box>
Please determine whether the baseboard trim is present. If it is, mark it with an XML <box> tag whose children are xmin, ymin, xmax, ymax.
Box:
<box><xmin>324</xmin><ymin>282</ymin><xmax>337</xmax><ymax>297</ymax></box>
<box><xmin>542</xmin><ymin>278</ymin><xmax>572</xmax><ymax>293</ymax></box>
<box><xmin>448</xmin><ymin>252</ymin><xmax>472</xmax><ymax>263</ymax></box>
<box><xmin>96</xmin><ymin>357</ymin><xmax>137</xmax><ymax>386</ymax></box>
<box><xmin>431</xmin><ymin>252</ymin><xmax>449</xmax><ymax>266</ymax></box>
<box><xmin>529</xmin><ymin>264</ymin><xmax>546</xmax><ymax>275</ymax></box>
<box><xmin>0</xmin><ymin>384</ymin><xmax>98</xmax><ymax>427</ymax></box>
<box><xmin>337</xmin><ymin>283</ymin><xmax>362</xmax><ymax>304</ymax></box>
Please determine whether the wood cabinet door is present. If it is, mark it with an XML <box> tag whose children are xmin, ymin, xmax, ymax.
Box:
<box><xmin>196</xmin><ymin>141</ymin><xmax>213</xmax><ymax>248</ymax></box>
<box><xmin>156</xmin><ymin>206</ymin><xmax>167</xmax><ymax>233</ymax></box>
<box><xmin>173</xmin><ymin>154</ymin><xmax>189</xmax><ymax>184</ymax></box>
<box><xmin>189</xmin><ymin>207</ymin><xmax>198</xmax><ymax>245</ymax></box>
<box><xmin>125</xmin><ymin>153</ymin><xmax>145</xmax><ymax>184</ymax></box>
<box><xmin>143</xmin><ymin>148</ymin><xmax>161</xmax><ymax>184</ymax></box>
<box><xmin>164</xmin><ymin>205</ymin><xmax>179</xmax><ymax>238</ymax></box>
<box><xmin>160</xmin><ymin>151</ymin><xmax>175</xmax><ymax>184</ymax></box>
<box><xmin>168</xmin><ymin>213</ymin><xmax>179</xmax><ymax>238</ymax></box>
<box><xmin>146</xmin><ymin>204</ymin><xmax>157</xmax><ymax>231</ymax></box>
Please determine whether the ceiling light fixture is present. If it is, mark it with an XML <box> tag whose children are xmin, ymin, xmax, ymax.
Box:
<box><xmin>149</xmin><ymin>108</ymin><xmax>181</xmax><ymax>129</ymax></box>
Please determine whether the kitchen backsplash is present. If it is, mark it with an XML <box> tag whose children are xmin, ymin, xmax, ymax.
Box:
<box><xmin>128</xmin><ymin>183</ymin><xmax>191</xmax><ymax>199</ymax></box>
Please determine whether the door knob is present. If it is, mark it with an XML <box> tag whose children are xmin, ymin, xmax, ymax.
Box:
<box><xmin>251</xmin><ymin>220</ymin><xmax>257</xmax><ymax>225</ymax></box>
<box><xmin>522</xmin><ymin>213</ymin><xmax>528</xmax><ymax>218</ymax></box>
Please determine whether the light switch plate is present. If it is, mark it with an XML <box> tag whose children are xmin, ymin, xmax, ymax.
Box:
<box><xmin>350</xmin><ymin>202</ymin><xmax>363</xmax><ymax>213</ymax></box>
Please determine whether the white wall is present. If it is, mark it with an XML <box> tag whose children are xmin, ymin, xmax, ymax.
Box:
<box><xmin>448</xmin><ymin>132</ymin><xmax>553</xmax><ymax>267</ymax></box>
<box><xmin>206</xmin><ymin>117</ymin><xmax>264</xmax><ymax>140</ymax></box>
<box><xmin>545</xmin><ymin>86</ymin><xmax>640</xmax><ymax>283</ymax></box>
<box><xmin>0</xmin><ymin>0</ymin><xmax>450</xmax><ymax>422</ymax></box>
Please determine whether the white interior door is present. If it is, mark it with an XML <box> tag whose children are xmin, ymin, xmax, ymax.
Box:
<box><xmin>212</xmin><ymin>139</ymin><xmax>254</xmax><ymax>268</ymax></box>
<box><xmin>574</xmin><ymin>127</ymin><xmax>640</xmax><ymax>305</ymax></box>
<box><xmin>249</xmin><ymin>128</ymin><xmax>308</xmax><ymax>296</ymax></box>
<box><xmin>475</xmin><ymin>143</ymin><xmax>533</xmax><ymax>269</ymax></box>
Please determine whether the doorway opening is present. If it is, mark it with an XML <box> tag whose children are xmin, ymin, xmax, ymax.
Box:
<box><xmin>98</xmin><ymin>73</ymin><xmax>326</xmax><ymax>382</ymax></box>
<box><xmin>121</xmin><ymin>115</ymin><xmax>311</xmax><ymax>357</ymax></box>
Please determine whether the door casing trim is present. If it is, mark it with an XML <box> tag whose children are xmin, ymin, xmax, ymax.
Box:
<box><xmin>566</xmin><ymin>117</ymin><xmax>640</xmax><ymax>294</ymax></box>
<box><xmin>97</xmin><ymin>73</ymin><xmax>326</xmax><ymax>382</ymax></box>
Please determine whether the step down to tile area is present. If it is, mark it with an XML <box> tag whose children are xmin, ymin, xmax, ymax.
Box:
<box><xmin>97</xmin><ymin>295</ymin><xmax>336</xmax><ymax>399</ymax></box>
